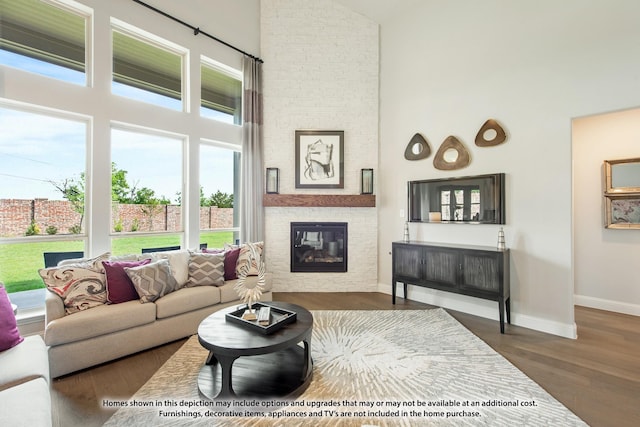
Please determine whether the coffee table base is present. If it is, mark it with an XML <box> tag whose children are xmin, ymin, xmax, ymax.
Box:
<box><xmin>197</xmin><ymin>346</ymin><xmax>313</xmax><ymax>401</ymax></box>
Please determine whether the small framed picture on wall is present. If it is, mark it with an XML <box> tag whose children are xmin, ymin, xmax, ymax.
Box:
<box><xmin>295</xmin><ymin>130</ymin><xmax>344</xmax><ymax>189</ymax></box>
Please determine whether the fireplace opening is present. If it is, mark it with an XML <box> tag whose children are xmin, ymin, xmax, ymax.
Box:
<box><xmin>291</xmin><ymin>222</ymin><xmax>347</xmax><ymax>272</ymax></box>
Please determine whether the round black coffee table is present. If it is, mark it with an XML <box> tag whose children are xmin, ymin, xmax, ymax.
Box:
<box><xmin>197</xmin><ymin>301</ymin><xmax>313</xmax><ymax>400</ymax></box>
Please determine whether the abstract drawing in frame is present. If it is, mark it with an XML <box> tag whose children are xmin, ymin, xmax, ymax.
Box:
<box><xmin>295</xmin><ymin>130</ymin><xmax>344</xmax><ymax>189</ymax></box>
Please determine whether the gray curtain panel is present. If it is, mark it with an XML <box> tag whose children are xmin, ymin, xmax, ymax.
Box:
<box><xmin>240</xmin><ymin>56</ymin><xmax>264</xmax><ymax>243</ymax></box>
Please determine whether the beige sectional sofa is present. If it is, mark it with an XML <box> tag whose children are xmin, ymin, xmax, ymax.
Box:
<box><xmin>0</xmin><ymin>334</ymin><xmax>51</xmax><ymax>426</ymax></box>
<box><xmin>42</xmin><ymin>247</ymin><xmax>272</xmax><ymax>378</ymax></box>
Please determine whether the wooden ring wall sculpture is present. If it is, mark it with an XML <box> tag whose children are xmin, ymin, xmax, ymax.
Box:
<box><xmin>404</xmin><ymin>133</ymin><xmax>431</xmax><ymax>160</ymax></box>
<box><xmin>433</xmin><ymin>136</ymin><xmax>471</xmax><ymax>170</ymax></box>
<box><xmin>475</xmin><ymin>119</ymin><xmax>507</xmax><ymax>147</ymax></box>
<box><xmin>407</xmin><ymin>118</ymin><xmax>507</xmax><ymax>169</ymax></box>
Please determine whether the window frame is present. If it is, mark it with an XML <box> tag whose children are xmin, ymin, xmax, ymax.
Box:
<box><xmin>110</xmin><ymin>18</ymin><xmax>190</xmax><ymax>112</ymax></box>
<box><xmin>0</xmin><ymin>0</ymin><xmax>92</xmax><ymax>86</ymax></box>
<box><xmin>109</xmin><ymin>122</ymin><xmax>188</xmax><ymax>245</ymax></box>
<box><xmin>199</xmin><ymin>139</ymin><xmax>241</xmax><ymax>244</ymax></box>
<box><xmin>200</xmin><ymin>56</ymin><xmax>243</xmax><ymax>125</ymax></box>
<box><xmin>0</xmin><ymin>2</ymin><xmax>246</xmax><ymax>309</ymax></box>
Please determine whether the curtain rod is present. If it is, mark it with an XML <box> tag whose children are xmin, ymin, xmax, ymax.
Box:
<box><xmin>131</xmin><ymin>0</ymin><xmax>263</xmax><ymax>63</ymax></box>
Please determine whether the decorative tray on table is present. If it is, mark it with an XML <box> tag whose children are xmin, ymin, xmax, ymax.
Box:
<box><xmin>225</xmin><ymin>303</ymin><xmax>297</xmax><ymax>334</ymax></box>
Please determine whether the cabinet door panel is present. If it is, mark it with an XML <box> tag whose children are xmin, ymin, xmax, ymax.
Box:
<box><xmin>424</xmin><ymin>250</ymin><xmax>457</xmax><ymax>285</ymax></box>
<box><xmin>461</xmin><ymin>254</ymin><xmax>499</xmax><ymax>291</ymax></box>
<box><xmin>394</xmin><ymin>246</ymin><xmax>422</xmax><ymax>280</ymax></box>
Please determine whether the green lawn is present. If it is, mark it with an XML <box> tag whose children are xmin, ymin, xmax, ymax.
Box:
<box><xmin>0</xmin><ymin>232</ymin><xmax>233</xmax><ymax>293</ymax></box>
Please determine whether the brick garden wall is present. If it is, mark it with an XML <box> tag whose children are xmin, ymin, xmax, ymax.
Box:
<box><xmin>0</xmin><ymin>199</ymin><xmax>233</xmax><ymax>237</ymax></box>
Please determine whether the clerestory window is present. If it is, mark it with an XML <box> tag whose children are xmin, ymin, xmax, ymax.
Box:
<box><xmin>201</xmin><ymin>58</ymin><xmax>242</xmax><ymax>125</ymax></box>
<box><xmin>0</xmin><ymin>0</ymin><xmax>88</xmax><ymax>85</ymax></box>
<box><xmin>111</xmin><ymin>21</ymin><xmax>186</xmax><ymax>111</ymax></box>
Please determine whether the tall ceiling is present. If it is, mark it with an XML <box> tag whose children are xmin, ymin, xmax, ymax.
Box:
<box><xmin>333</xmin><ymin>0</ymin><xmax>421</xmax><ymax>24</ymax></box>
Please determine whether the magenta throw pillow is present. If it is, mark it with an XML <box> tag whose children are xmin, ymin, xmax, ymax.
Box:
<box><xmin>0</xmin><ymin>284</ymin><xmax>24</xmax><ymax>352</ymax></box>
<box><xmin>103</xmin><ymin>259</ymin><xmax>151</xmax><ymax>304</ymax></box>
<box><xmin>203</xmin><ymin>247</ymin><xmax>240</xmax><ymax>280</ymax></box>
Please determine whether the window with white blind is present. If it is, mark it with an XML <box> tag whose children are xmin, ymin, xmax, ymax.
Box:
<box><xmin>201</xmin><ymin>58</ymin><xmax>242</xmax><ymax>125</ymax></box>
<box><xmin>111</xmin><ymin>22</ymin><xmax>186</xmax><ymax>110</ymax></box>
<box><xmin>0</xmin><ymin>0</ymin><xmax>88</xmax><ymax>84</ymax></box>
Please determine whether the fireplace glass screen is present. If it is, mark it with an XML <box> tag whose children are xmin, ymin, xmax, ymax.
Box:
<box><xmin>291</xmin><ymin>222</ymin><xmax>347</xmax><ymax>272</ymax></box>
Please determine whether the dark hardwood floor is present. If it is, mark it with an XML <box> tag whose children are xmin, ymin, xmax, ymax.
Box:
<box><xmin>50</xmin><ymin>292</ymin><xmax>640</xmax><ymax>427</ymax></box>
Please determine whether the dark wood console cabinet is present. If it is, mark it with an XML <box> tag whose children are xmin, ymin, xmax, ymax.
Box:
<box><xmin>392</xmin><ymin>241</ymin><xmax>510</xmax><ymax>333</ymax></box>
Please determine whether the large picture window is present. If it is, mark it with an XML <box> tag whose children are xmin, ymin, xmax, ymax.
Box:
<box><xmin>0</xmin><ymin>0</ymin><xmax>88</xmax><ymax>85</ymax></box>
<box><xmin>0</xmin><ymin>3</ymin><xmax>245</xmax><ymax>311</ymax></box>
<box><xmin>110</xmin><ymin>127</ymin><xmax>184</xmax><ymax>255</ymax></box>
<box><xmin>0</xmin><ymin>104</ymin><xmax>88</xmax><ymax>296</ymax></box>
<box><xmin>199</xmin><ymin>142</ymin><xmax>240</xmax><ymax>247</ymax></box>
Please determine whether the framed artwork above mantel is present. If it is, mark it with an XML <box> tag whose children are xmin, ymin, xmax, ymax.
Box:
<box><xmin>295</xmin><ymin>130</ymin><xmax>344</xmax><ymax>189</ymax></box>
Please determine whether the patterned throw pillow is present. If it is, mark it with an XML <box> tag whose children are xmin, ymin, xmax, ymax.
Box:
<box><xmin>39</xmin><ymin>252</ymin><xmax>110</xmax><ymax>315</ymax></box>
<box><xmin>203</xmin><ymin>246</ymin><xmax>240</xmax><ymax>280</ymax></box>
<box><xmin>236</xmin><ymin>241</ymin><xmax>264</xmax><ymax>277</ymax></box>
<box><xmin>103</xmin><ymin>259</ymin><xmax>151</xmax><ymax>304</ymax></box>
<box><xmin>125</xmin><ymin>259</ymin><xmax>178</xmax><ymax>303</ymax></box>
<box><xmin>186</xmin><ymin>252</ymin><xmax>225</xmax><ymax>287</ymax></box>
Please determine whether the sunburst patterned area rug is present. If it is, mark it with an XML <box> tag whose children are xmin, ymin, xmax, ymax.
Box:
<box><xmin>104</xmin><ymin>309</ymin><xmax>586</xmax><ymax>426</ymax></box>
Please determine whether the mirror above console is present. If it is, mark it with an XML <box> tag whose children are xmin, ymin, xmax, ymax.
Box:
<box><xmin>408</xmin><ymin>173</ymin><xmax>505</xmax><ymax>224</ymax></box>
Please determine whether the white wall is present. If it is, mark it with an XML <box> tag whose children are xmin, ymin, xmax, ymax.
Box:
<box><xmin>378</xmin><ymin>0</ymin><xmax>640</xmax><ymax>337</ymax></box>
<box><xmin>260</xmin><ymin>0</ymin><xmax>379</xmax><ymax>291</ymax></box>
<box><xmin>573</xmin><ymin>108</ymin><xmax>640</xmax><ymax>315</ymax></box>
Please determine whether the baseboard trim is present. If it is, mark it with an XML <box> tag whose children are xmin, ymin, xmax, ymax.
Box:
<box><xmin>574</xmin><ymin>294</ymin><xmax>640</xmax><ymax>317</ymax></box>
<box><xmin>378</xmin><ymin>283</ymin><xmax>577</xmax><ymax>339</ymax></box>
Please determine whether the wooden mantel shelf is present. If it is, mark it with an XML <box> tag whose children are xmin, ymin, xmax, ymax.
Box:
<box><xmin>263</xmin><ymin>194</ymin><xmax>376</xmax><ymax>207</ymax></box>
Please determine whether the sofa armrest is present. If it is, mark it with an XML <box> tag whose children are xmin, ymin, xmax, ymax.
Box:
<box><xmin>45</xmin><ymin>290</ymin><xmax>65</xmax><ymax>324</ymax></box>
<box><xmin>0</xmin><ymin>335</ymin><xmax>49</xmax><ymax>390</ymax></box>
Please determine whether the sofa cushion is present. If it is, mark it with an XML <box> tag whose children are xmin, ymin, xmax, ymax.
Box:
<box><xmin>44</xmin><ymin>300</ymin><xmax>156</xmax><ymax>346</ymax></box>
<box><xmin>147</xmin><ymin>249</ymin><xmax>190</xmax><ymax>288</ymax></box>
<box><xmin>125</xmin><ymin>259</ymin><xmax>177</xmax><ymax>303</ymax></box>
<box><xmin>39</xmin><ymin>252</ymin><xmax>110</xmax><ymax>314</ymax></box>
<box><xmin>218</xmin><ymin>281</ymin><xmax>240</xmax><ymax>304</ymax></box>
<box><xmin>0</xmin><ymin>378</ymin><xmax>51</xmax><ymax>427</ymax></box>
<box><xmin>0</xmin><ymin>335</ymin><xmax>48</xmax><ymax>391</ymax></box>
<box><xmin>103</xmin><ymin>259</ymin><xmax>151</xmax><ymax>304</ymax></box>
<box><xmin>0</xmin><ymin>284</ymin><xmax>23</xmax><ymax>352</ymax></box>
<box><xmin>186</xmin><ymin>252</ymin><xmax>225</xmax><ymax>287</ymax></box>
<box><xmin>155</xmin><ymin>287</ymin><xmax>221</xmax><ymax>319</ymax></box>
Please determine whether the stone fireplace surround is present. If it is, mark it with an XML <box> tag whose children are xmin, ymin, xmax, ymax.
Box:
<box><xmin>264</xmin><ymin>206</ymin><xmax>378</xmax><ymax>293</ymax></box>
